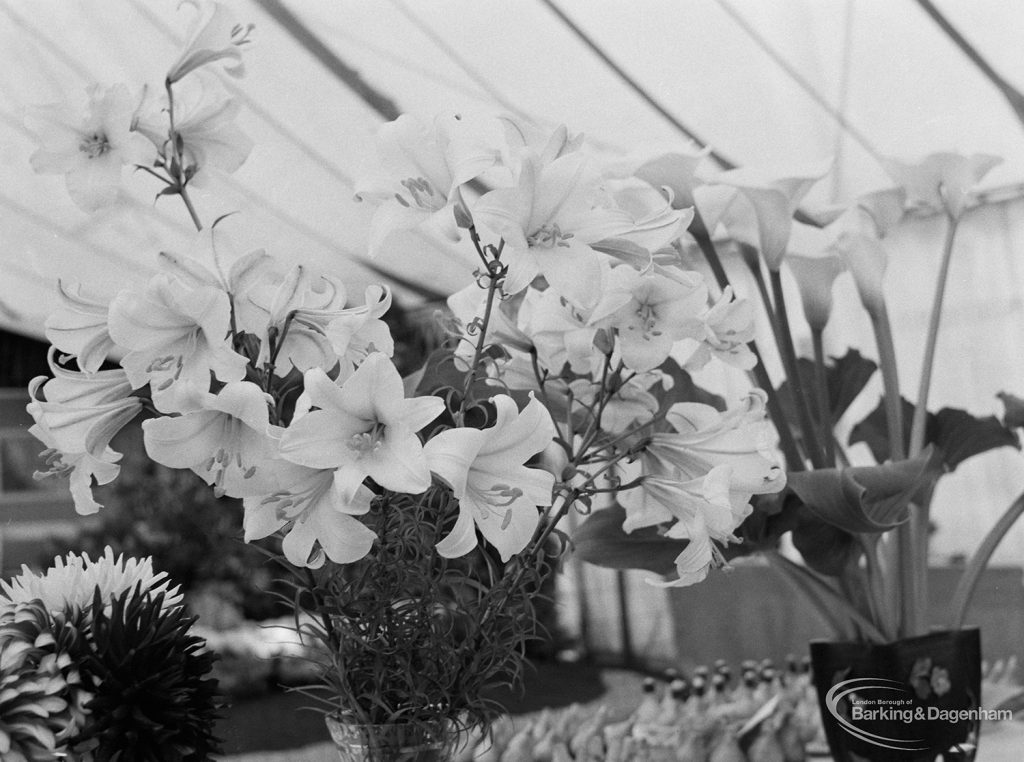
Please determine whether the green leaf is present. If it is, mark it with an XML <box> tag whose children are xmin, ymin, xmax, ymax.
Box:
<box><xmin>790</xmin><ymin>509</ymin><xmax>860</xmax><ymax>577</ymax></box>
<box><xmin>850</xmin><ymin>399</ymin><xmax>1019</xmax><ymax>471</ymax></box>
<box><xmin>776</xmin><ymin>348</ymin><xmax>878</xmax><ymax>422</ymax></box>
<box><xmin>998</xmin><ymin>390</ymin><xmax>1024</xmax><ymax>429</ymax></box>
<box><xmin>929</xmin><ymin>407</ymin><xmax>1019</xmax><ymax>469</ymax></box>
<box><xmin>787</xmin><ymin>447</ymin><xmax>943</xmax><ymax>534</ymax></box>
<box><xmin>573</xmin><ymin>504</ymin><xmax>685</xmax><ymax>575</ymax></box>
<box><xmin>658</xmin><ymin>357</ymin><xmax>726</xmax><ymax>411</ymax></box>
<box><xmin>848</xmin><ymin>396</ymin><xmax>913</xmax><ymax>462</ymax></box>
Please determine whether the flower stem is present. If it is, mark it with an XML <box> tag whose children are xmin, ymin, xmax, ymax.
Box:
<box><xmin>949</xmin><ymin>489</ymin><xmax>1024</xmax><ymax>629</ymax></box>
<box><xmin>909</xmin><ymin>216</ymin><xmax>959</xmax><ymax>457</ymax></box>
<box><xmin>869</xmin><ymin>301</ymin><xmax>914</xmax><ymax>636</ymax></box>
<box><xmin>811</xmin><ymin>327</ymin><xmax>835</xmax><ymax>465</ymax></box>
<box><xmin>770</xmin><ymin>269</ymin><xmax>826</xmax><ymax>468</ymax></box>
<box><xmin>179</xmin><ymin>185</ymin><xmax>203</xmax><ymax>232</ymax></box>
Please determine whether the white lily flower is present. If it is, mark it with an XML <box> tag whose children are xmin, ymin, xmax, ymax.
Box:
<box><xmin>708</xmin><ymin>159</ymin><xmax>831</xmax><ymax>269</ymax></box>
<box><xmin>279</xmin><ymin>354</ymin><xmax>444</xmax><ymax>499</ymax></box>
<box><xmin>27</xmin><ymin>420</ymin><xmax>120</xmax><ymax>516</ymax></box>
<box><xmin>26</xmin><ymin>83</ymin><xmax>154</xmax><ymax>211</ymax></box>
<box><xmin>472</xmin><ymin>152</ymin><xmax>621</xmax><ymax>308</ymax></box>
<box><xmin>26</xmin><ymin>353</ymin><xmax>142</xmax><ymax>515</ymax></box>
<box><xmin>597</xmin><ymin>178</ymin><xmax>694</xmax><ymax>253</ymax></box>
<box><xmin>499</xmin><ymin>116</ymin><xmax>583</xmax><ymax>168</ymax></box>
<box><xmin>137</xmin><ymin>79</ymin><xmax>253</xmax><ymax>185</ymax></box>
<box><xmin>517</xmin><ymin>287</ymin><xmax>605</xmax><ymax>375</ymax></box>
<box><xmin>646</xmin><ymin>390</ymin><xmax>786</xmax><ymax>495</ymax></box>
<box><xmin>167</xmin><ymin>0</ymin><xmax>254</xmax><ymax>84</ymax></box>
<box><xmin>324</xmin><ymin>285</ymin><xmax>396</xmax><ymax>380</ymax></box>
<box><xmin>44</xmin><ymin>280</ymin><xmax>115</xmax><ymax>373</ymax></box>
<box><xmin>424</xmin><ymin>395</ymin><xmax>555</xmax><ymax>561</ymax></box>
<box><xmin>686</xmin><ymin>286</ymin><xmax>757</xmax><ymax>371</ymax></box>
<box><xmin>629</xmin><ymin>146</ymin><xmax>709</xmax><ymax>211</ymax></box>
<box><xmin>245</xmin><ymin>265</ymin><xmax>352</xmax><ymax>377</ymax></box>
<box><xmin>142</xmin><ymin>381</ymin><xmax>305</xmax><ymax>498</ymax></box>
<box><xmin>619</xmin><ymin>467</ymin><xmax>750</xmax><ymax>587</ymax></box>
<box><xmin>884</xmin><ymin>152</ymin><xmax>1001</xmax><ymax>220</ymax></box>
<box><xmin>108</xmin><ymin>273</ymin><xmax>249</xmax><ymax>411</ymax></box>
<box><xmin>787</xmin><ymin>253</ymin><xmax>846</xmax><ymax>332</ymax></box>
<box><xmin>244</xmin><ymin>471</ymin><xmax>376</xmax><ymax>568</ymax></box>
<box><xmin>594</xmin><ymin>266</ymin><xmax>707</xmax><ymax>373</ymax></box>
<box><xmin>355</xmin><ymin>113</ymin><xmax>498</xmax><ymax>256</ymax></box>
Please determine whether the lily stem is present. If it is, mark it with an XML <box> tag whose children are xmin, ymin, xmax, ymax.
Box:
<box><xmin>770</xmin><ymin>269</ymin><xmax>826</xmax><ymax>468</ymax></box>
<box><xmin>179</xmin><ymin>186</ymin><xmax>203</xmax><ymax>232</ymax></box>
<box><xmin>870</xmin><ymin>301</ymin><xmax>914</xmax><ymax>636</ymax></box>
<box><xmin>811</xmin><ymin>327</ymin><xmax>835</xmax><ymax>465</ymax></box>
<box><xmin>949</xmin><ymin>489</ymin><xmax>1024</xmax><ymax>629</ymax></box>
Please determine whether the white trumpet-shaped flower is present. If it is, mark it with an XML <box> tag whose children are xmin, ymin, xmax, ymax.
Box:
<box><xmin>167</xmin><ymin>0</ymin><xmax>254</xmax><ymax>84</ymax></box>
<box><xmin>279</xmin><ymin>354</ymin><xmax>444</xmax><ymax>500</ymax></box>
<box><xmin>593</xmin><ymin>266</ymin><xmax>707</xmax><ymax>373</ymax></box>
<box><xmin>244</xmin><ymin>470</ymin><xmax>376</xmax><ymax>569</ymax></box>
<box><xmin>142</xmin><ymin>381</ymin><xmax>305</xmax><ymax>498</ymax></box>
<box><xmin>44</xmin><ymin>281</ymin><xmax>115</xmax><ymax>374</ymax></box>
<box><xmin>424</xmin><ymin>395</ymin><xmax>555</xmax><ymax>561</ymax></box>
<box><xmin>620</xmin><ymin>468</ymin><xmax>751</xmax><ymax>587</ymax></box>
<box><xmin>107</xmin><ymin>273</ymin><xmax>249</xmax><ymax>411</ymax></box>
<box><xmin>27</xmin><ymin>353</ymin><xmax>142</xmax><ymax>515</ymax></box>
<box><xmin>26</xmin><ymin>83</ymin><xmax>154</xmax><ymax>211</ymax></box>
<box><xmin>355</xmin><ymin>112</ymin><xmax>498</xmax><ymax>256</ymax></box>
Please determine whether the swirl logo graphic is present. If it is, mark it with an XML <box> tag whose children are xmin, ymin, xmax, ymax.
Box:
<box><xmin>824</xmin><ymin>677</ymin><xmax>929</xmax><ymax>752</ymax></box>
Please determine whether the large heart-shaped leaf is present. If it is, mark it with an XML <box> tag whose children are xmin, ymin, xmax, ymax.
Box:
<box><xmin>787</xmin><ymin>448</ymin><xmax>942</xmax><ymax>534</ymax></box>
<box><xmin>790</xmin><ymin>508</ymin><xmax>860</xmax><ymax>577</ymax></box>
<box><xmin>929</xmin><ymin>407</ymin><xmax>1019</xmax><ymax>470</ymax></box>
<box><xmin>998</xmin><ymin>390</ymin><xmax>1024</xmax><ymax>429</ymax></box>
<box><xmin>659</xmin><ymin>357</ymin><xmax>726</xmax><ymax>411</ymax></box>
<box><xmin>776</xmin><ymin>349</ymin><xmax>878</xmax><ymax>423</ymax></box>
<box><xmin>572</xmin><ymin>503</ymin><xmax>685</xmax><ymax>575</ymax></box>
<box><xmin>850</xmin><ymin>398</ymin><xmax>1018</xmax><ymax>471</ymax></box>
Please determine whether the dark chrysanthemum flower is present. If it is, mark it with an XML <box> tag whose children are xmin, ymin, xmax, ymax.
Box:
<box><xmin>0</xmin><ymin>600</ymin><xmax>90</xmax><ymax>761</ymax></box>
<box><xmin>66</xmin><ymin>587</ymin><xmax>223</xmax><ymax>762</ymax></box>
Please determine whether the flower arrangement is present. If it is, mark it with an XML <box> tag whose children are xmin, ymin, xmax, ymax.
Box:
<box><xmin>22</xmin><ymin>0</ymin><xmax>784</xmax><ymax>748</ymax></box>
<box><xmin>22</xmin><ymin>1</ymin><xmax>1024</xmax><ymax>756</ymax></box>
<box><xmin>0</xmin><ymin>549</ymin><xmax>221</xmax><ymax>761</ymax></box>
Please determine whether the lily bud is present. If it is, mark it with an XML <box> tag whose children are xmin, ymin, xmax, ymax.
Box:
<box><xmin>786</xmin><ymin>253</ymin><xmax>846</xmax><ymax>331</ymax></box>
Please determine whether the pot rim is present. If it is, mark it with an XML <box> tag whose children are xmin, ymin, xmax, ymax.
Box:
<box><xmin>808</xmin><ymin>625</ymin><xmax>980</xmax><ymax>649</ymax></box>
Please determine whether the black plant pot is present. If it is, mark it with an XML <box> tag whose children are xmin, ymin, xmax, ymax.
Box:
<box><xmin>810</xmin><ymin>629</ymin><xmax>981</xmax><ymax>762</ymax></box>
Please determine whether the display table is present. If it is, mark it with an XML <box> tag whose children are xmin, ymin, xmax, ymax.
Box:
<box><xmin>223</xmin><ymin>669</ymin><xmax>1024</xmax><ymax>761</ymax></box>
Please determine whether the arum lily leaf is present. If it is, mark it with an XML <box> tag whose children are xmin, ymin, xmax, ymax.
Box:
<box><xmin>850</xmin><ymin>398</ymin><xmax>1018</xmax><ymax>471</ymax></box>
<box><xmin>997</xmin><ymin>391</ymin><xmax>1024</xmax><ymax>430</ymax></box>
<box><xmin>658</xmin><ymin>357</ymin><xmax>726</xmax><ymax>411</ymax></box>
<box><xmin>848</xmin><ymin>396</ymin><xmax>913</xmax><ymax>462</ymax></box>
<box><xmin>791</xmin><ymin>509</ymin><xmax>860</xmax><ymax>577</ymax></box>
<box><xmin>573</xmin><ymin>503</ymin><xmax>686</xmax><ymax>575</ymax></box>
<box><xmin>929</xmin><ymin>408</ymin><xmax>1019</xmax><ymax>470</ymax></box>
<box><xmin>787</xmin><ymin>448</ymin><xmax>942</xmax><ymax>534</ymax></box>
<box><xmin>776</xmin><ymin>349</ymin><xmax>877</xmax><ymax>423</ymax></box>
<box><xmin>575</xmin><ymin>497</ymin><xmax>790</xmax><ymax>575</ymax></box>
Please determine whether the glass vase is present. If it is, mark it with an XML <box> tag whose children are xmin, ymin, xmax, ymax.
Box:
<box><xmin>324</xmin><ymin>715</ymin><xmax>454</xmax><ymax>762</ymax></box>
